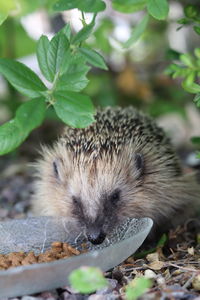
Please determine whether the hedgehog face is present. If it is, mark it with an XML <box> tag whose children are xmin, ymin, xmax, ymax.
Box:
<box><xmin>33</xmin><ymin>143</ymin><xmax>157</xmax><ymax>245</ymax></box>
<box><xmin>46</xmin><ymin>149</ymin><xmax>145</xmax><ymax>244</ymax></box>
<box><xmin>33</xmin><ymin>141</ymin><xmax>165</xmax><ymax>245</ymax></box>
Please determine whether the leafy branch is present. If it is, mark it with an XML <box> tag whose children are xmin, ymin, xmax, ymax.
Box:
<box><xmin>165</xmin><ymin>4</ymin><xmax>200</xmax><ymax>151</ymax></box>
<box><xmin>2</xmin><ymin>0</ymin><xmax>199</xmax><ymax>156</ymax></box>
<box><xmin>165</xmin><ymin>49</ymin><xmax>200</xmax><ymax>95</ymax></box>
<box><xmin>0</xmin><ymin>0</ymin><xmax>171</xmax><ymax>155</ymax></box>
<box><xmin>0</xmin><ymin>15</ymin><xmax>107</xmax><ymax>155</ymax></box>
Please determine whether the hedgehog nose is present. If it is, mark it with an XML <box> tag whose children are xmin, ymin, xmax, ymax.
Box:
<box><xmin>87</xmin><ymin>228</ymin><xmax>106</xmax><ymax>245</ymax></box>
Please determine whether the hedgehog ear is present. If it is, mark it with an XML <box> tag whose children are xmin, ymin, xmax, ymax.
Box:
<box><xmin>53</xmin><ymin>158</ymin><xmax>63</xmax><ymax>182</ymax></box>
<box><xmin>134</xmin><ymin>153</ymin><xmax>144</xmax><ymax>178</ymax></box>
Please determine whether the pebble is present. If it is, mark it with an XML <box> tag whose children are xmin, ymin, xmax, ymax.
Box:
<box><xmin>144</xmin><ymin>269</ymin><xmax>157</xmax><ymax>279</ymax></box>
<box><xmin>88</xmin><ymin>293</ymin><xmax>119</xmax><ymax>300</ymax></box>
<box><xmin>39</xmin><ymin>292</ymin><xmax>57</xmax><ymax>300</ymax></box>
<box><xmin>96</xmin><ymin>279</ymin><xmax>118</xmax><ymax>295</ymax></box>
<box><xmin>61</xmin><ymin>291</ymin><xmax>77</xmax><ymax>300</ymax></box>
<box><xmin>0</xmin><ymin>208</ymin><xmax>8</xmax><ymax>218</ymax></box>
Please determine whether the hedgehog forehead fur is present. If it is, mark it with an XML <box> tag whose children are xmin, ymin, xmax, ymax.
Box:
<box><xmin>60</xmin><ymin>107</ymin><xmax>181</xmax><ymax>170</ymax></box>
<box><xmin>32</xmin><ymin>106</ymin><xmax>200</xmax><ymax>235</ymax></box>
<box><xmin>62</xmin><ymin>106</ymin><xmax>161</xmax><ymax>158</ymax></box>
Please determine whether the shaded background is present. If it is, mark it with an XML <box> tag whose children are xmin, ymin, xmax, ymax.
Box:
<box><xmin>0</xmin><ymin>1</ymin><xmax>200</xmax><ymax>219</ymax></box>
<box><xmin>0</xmin><ymin>4</ymin><xmax>200</xmax><ymax>300</ymax></box>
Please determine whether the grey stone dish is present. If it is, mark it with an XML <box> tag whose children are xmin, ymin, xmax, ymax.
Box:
<box><xmin>0</xmin><ymin>216</ymin><xmax>153</xmax><ymax>297</ymax></box>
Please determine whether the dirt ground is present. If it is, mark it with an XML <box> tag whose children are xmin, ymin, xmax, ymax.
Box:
<box><xmin>0</xmin><ymin>152</ymin><xmax>200</xmax><ymax>300</ymax></box>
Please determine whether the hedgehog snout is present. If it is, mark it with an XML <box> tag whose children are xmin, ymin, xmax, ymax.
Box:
<box><xmin>86</xmin><ymin>225</ymin><xmax>106</xmax><ymax>245</ymax></box>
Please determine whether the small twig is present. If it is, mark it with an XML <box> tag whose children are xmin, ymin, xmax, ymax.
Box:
<box><xmin>170</xmin><ymin>260</ymin><xmax>200</xmax><ymax>265</ymax></box>
<box><xmin>183</xmin><ymin>273</ymin><xmax>196</xmax><ymax>289</ymax></box>
<box><xmin>120</xmin><ymin>266</ymin><xmax>146</xmax><ymax>272</ymax></box>
<box><xmin>61</xmin><ymin>218</ymin><xmax>70</xmax><ymax>236</ymax></box>
<box><xmin>74</xmin><ymin>231</ymin><xmax>84</xmax><ymax>244</ymax></box>
<box><xmin>168</xmin><ymin>263</ymin><xmax>199</xmax><ymax>273</ymax></box>
<box><xmin>81</xmin><ymin>11</ymin><xmax>86</xmax><ymax>26</ymax></box>
<box><xmin>105</xmin><ymin>237</ymin><xmax>110</xmax><ymax>244</ymax></box>
<box><xmin>41</xmin><ymin>219</ymin><xmax>49</xmax><ymax>253</ymax></box>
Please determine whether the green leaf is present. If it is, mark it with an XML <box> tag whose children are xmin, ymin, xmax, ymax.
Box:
<box><xmin>0</xmin><ymin>0</ymin><xmax>16</xmax><ymax>25</ymax></box>
<box><xmin>56</xmin><ymin>55</ymin><xmax>90</xmax><ymax>92</ymax></box>
<box><xmin>112</xmin><ymin>0</ymin><xmax>145</xmax><ymax>4</ymax></box>
<box><xmin>164</xmin><ymin>63</ymin><xmax>191</xmax><ymax>78</ymax></box>
<box><xmin>0</xmin><ymin>98</ymin><xmax>46</xmax><ymax>155</ymax></box>
<box><xmin>61</xmin><ymin>24</ymin><xmax>71</xmax><ymax>40</ymax></box>
<box><xmin>191</xmin><ymin>136</ymin><xmax>200</xmax><ymax>144</ymax></box>
<box><xmin>194</xmin><ymin>93</ymin><xmax>200</xmax><ymax>107</ymax></box>
<box><xmin>182</xmin><ymin>73</ymin><xmax>200</xmax><ymax>93</ymax></box>
<box><xmin>69</xmin><ymin>267</ymin><xmax>108</xmax><ymax>294</ymax></box>
<box><xmin>78</xmin><ymin>0</ymin><xmax>106</xmax><ymax>13</ymax></box>
<box><xmin>56</xmin><ymin>69</ymin><xmax>89</xmax><ymax>92</ymax></box>
<box><xmin>72</xmin><ymin>16</ymin><xmax>96</xmax><ymax>45</ymax></box>
<box><xmin>16</xmin><ymin>98</ymin><xmax>46</xmax><ymax>132</ymax></box>
<box><xmin>173</xmin><ymin>68</ymin><xmax>190</xmax><ymax>78</ymax></box>
<box><xmin>79</xmin><ymin>48</ymin><xmax>108</xmax><ymax>70</ymax></box>
<box><xmin>53</xmin><ymin>0</ymin><xmax>106</xmax><ymax>13</ymax></box>
<box><xmin>37</xmin><ymin>35</ymin><xmax>53</xmax><ymax>82</ymax></box>
<box><xmin>124</xmin><ymin>14</ymin><xmax>149</xmax><ymax>48</ymax></box>
<box><xmin>180</xmin><ymin>53</ymin><xmax>194</xmax><ymax>68</ymax></box>
<box><xmin>0</xmin><ymin>0</ymin><xmax>16</xmax><ymax>13</ymax></box>
<box><xmin>156</xmin><ymin>234</ymin><xmax>167</xmax><ymax>247</ymax></box>
<box><xmin>194</xmin><ymin>26</ymin><xmax>200</xmax><ymax>35</ymax></box>
<box><xmin>165</xmin><ymin>49</ymin><xmax>181</xmax><ymax>60</ymax></box>
<box><xmin>112</xmin><ymin>0</ymin><xmax>146</xmax><ymax>13</ymax></box>
<box><xmin>0</xmin><ymin>12</ymin><xmax>8</xmax><ymax>26</ymax></box>
<box><xmin>0</xmin><ymin>120</ymin><xmax>24</xmax><ymax>155</ymax></box>
<box><xmin>53</xmin><ymin>0</ymin><xmax>80</xmax><ymax>11</ymax></box>
<box><xmin>47</xmin><ymin>33</ymin><xmax>70</xmax><ymax>78</ymax></box>
<box><xmin>59</xmin><ymin>49</ymin><xmax>72</xmax><ymax>76</ymax></box>
<box><xmin>0</xmin><ymin>58</ymin><xmax>47</xmax><ymax>98</ymax></box>
<box><xmin>147</xmin><ymin>0</ymin><xmax>169</xmax><ymax>20</ymax></box>
<box><xmin>184</xmin><ymin>5</ymin><xmax>199</xmax><ymax>20</ymax></box>
<box><xmin>177</xmin><ymin>18</ymin><xmax>190</xmax><ymax>25</ymax></box>
<box><xmin>54</xmin><ymin>91</ymin><xmax>95</xmax><ymax>128</ymax></box>
<box><xmin>164</xmin><ymin>63</ymin><xmax>180</xmax><ymax>76</ymax></box>
<box><xmin>194</xmin><ymin>48</ymin><xmax>200</xmax><ymax>59</ymax></box>
<box><xmin>125</xmin><ymin>277</ymin><xmax>152</xmax><ymax>300</ymax></box>
<box><xmin>0</xmin><ymin>21</ymin><xmax>37</xmax><ymax>58</ymax></box>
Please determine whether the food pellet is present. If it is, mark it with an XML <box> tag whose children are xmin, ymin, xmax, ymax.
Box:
<box><xmin>0</xmin><ymin>242</ymin><xmax>86</xmax><ymax>270</ymax></box>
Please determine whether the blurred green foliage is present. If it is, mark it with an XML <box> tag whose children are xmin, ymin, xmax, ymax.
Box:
<box><xmin>125</xmin><ymin>277</ymin><xmax>152</xmax><ymax>300</ymax></box>
<box><xmin>0</xmin><ymin>0</ymin><xmax>200</xmax><ymax>155</ymax></box>
<box><xmin>69</xmin><ymin>266</ymin><xmax>108</xmax><ymax>294</ymax></box>
<box><xmin>0</xmin><ymin>20</ymin><xmax>36</xmax><ymax>58</ymax></box>
<box><xmin>0</xmin><ymin>0</ymin><xmax>57</xmax><ymax>24</ymax></box>
<box><xmin>166</xmin><ymin>3</ymin><xmax>200</xmax><ymax>148</ymax></box>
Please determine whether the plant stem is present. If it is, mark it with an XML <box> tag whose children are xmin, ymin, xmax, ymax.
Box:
<box><xmin>81</xmin><ymin>11</ymin><xmax>87</xmax><ymax>26</ymax></box>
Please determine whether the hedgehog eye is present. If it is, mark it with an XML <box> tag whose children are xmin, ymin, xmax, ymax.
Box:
<box><xmin>110</xmin><ymin>190</ymin><xmax>120</xmax><ymax>204</ymax></box>
<box><xmin>134</xmin><ymin>153</ymin><xmax>144</xmax><ymax>177</ymax></box>
<box><xmin>72</xmin><ymin>196</ymin><xmax>80</xmax><ymax>206</ymax></box>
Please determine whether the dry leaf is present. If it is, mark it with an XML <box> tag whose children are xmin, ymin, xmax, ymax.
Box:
<box><xmin>146</xmin><ymin>252</ymin><xmax>160</xmax><ymax>263</ymax></box>
<box><xmin>148</xmin><ymin>261</ymin><xmax>165</xmax><ymax>271</ymax></box>
<box><xmin>187</xmin><ymin>247</ymin><xmax>194</xmax><ymax>255</ymax></box>
<box><xmin>192</xmin><ymin>275</ymin><xmax>200</xmax><ymax>291</ymax></box>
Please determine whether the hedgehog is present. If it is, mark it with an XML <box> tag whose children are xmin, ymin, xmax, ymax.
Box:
<box><xmin>32</xmin><ymin>107</ymin><xmax>200</xmax><ymax>245</ymax></box>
